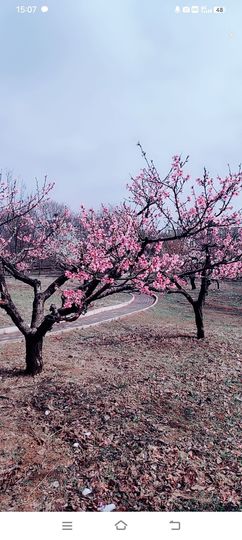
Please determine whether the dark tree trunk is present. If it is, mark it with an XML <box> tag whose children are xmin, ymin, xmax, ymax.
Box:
<box><xmin>193</xmin><ymin>301</ymin><xmax>204</xmax><ymax>339</ymax></box>
<box><xmin>190</xmin><ymin>276</ymin><xmax>196</xmax><ymax>290</ymax></box>
<box><xmin>25</xmin><ymin>334</ymin><xmax>43</xmax><ymax>375</ymax></box>
<box><xmin>205</xmin><ymin>279</ymin><xmax>211</xmax><ymax>296</ymax></box>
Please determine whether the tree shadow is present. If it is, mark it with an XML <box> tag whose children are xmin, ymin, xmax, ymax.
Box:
<box><xmin>0</xmin><ymin>367</ymin><xmax>27</xmax><ymax>379</ymax></box>
<box><xmin>162</xmin><ymin>333</ymin><xmax>196</xmax><ymax>340</ymax></box>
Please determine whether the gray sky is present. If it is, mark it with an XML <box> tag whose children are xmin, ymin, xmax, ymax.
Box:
<box><xmin>0</xmin><ymin>1</ymin><xmax>241</xmax><ymax>210</ymax></box>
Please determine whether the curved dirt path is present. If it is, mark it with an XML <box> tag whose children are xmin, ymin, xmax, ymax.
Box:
<box><xmin>0</xmin><ymin>294</ymin><xmax>157</xmax><ymax>344</ymax></box>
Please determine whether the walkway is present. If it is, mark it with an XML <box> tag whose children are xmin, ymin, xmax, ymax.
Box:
<box><xmin>0</xmin><ymin>293</ymin><xmax>157</xmax><ymax>344</ymax></box>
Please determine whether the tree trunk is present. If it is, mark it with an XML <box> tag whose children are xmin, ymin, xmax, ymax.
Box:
<box><xmin>190</xmin><ymin>276</ymin><xmax>196</xmax><ymax>290</ymax></box>
<box><xmin>25</xmin><ymin>334</ymin><xmax>43</xmax><ymax>375</ymax></box>
<box><xmin>193</xmin><ymin>301</ymin><xmax>204</xmax><ymax>339</ymax></box>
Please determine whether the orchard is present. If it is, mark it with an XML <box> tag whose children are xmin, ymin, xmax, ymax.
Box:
<box><xmin>0</xmin><ymin>150</ymin><xmax>241</xmax><ymax>374</ymax></box>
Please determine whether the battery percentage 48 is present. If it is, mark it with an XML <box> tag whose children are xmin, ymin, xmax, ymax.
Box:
<box><xmin>214</xmin><ymin>6</ymin><xmax>226</xmax><ymax>13</ymax></box>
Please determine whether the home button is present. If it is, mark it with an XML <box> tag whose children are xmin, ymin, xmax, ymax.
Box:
<box><xmin>115</xmin><ymin>520</ymin><xmax>128</xmax><ymax>531</ymax></box>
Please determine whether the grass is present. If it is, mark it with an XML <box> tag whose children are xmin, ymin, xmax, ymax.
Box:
<box><xmin>0</xmin><ymin>282</ymin><xmax>241</xmax><ymax>511</ymax></box>
<box><xmin>0</xmin><ymin>276</ymin><xmax>130</xmax><ymax>328</ymax></box>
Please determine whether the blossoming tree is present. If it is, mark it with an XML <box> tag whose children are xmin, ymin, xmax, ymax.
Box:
<box><xmin>126</xmin><ymin>146</ymin><xmax>242</xmax><ymax>337</ymax></box>
<box><xmin>0</xmin><ymin>172</ymin><xmax>54</xmax><ymax>232</ymax></box>
<box><xmin>63</xmin><ymin>150</ymin><xmax>242</xmax><ymax>341</ymax></box>
<box><xmin>166</xmin><ymin>225</ymin><xmax>242</xmax><ymax>338</ymax></box>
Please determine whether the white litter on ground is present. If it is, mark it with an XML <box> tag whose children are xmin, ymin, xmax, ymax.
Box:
<box><xmin>98</xmin><ymin>503</ymin><xmax>116</xmax><ymax>512</ymax></box>
<box><xmin>82</xmin><ymin>488</ymin><xmax>93</xmax><ymax>496</ymax></box>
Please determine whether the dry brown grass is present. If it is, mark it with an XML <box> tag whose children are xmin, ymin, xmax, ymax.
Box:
<box><xmin>0</xmin><ymin>283</ymin><xmax>241</xmax><ymax>511</ymax></box>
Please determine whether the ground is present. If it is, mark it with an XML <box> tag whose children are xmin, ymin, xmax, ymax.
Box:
<box><xmin>0</xmin><ymin>281</ymin><xmax>241</xmax><ymax>511</ymax></box>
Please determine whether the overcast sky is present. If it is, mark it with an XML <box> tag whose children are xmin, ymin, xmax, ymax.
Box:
<box><xmin>0</xmin><ymin>1</ymin><xmax>241</xmax><ymax>210</ymax></box>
